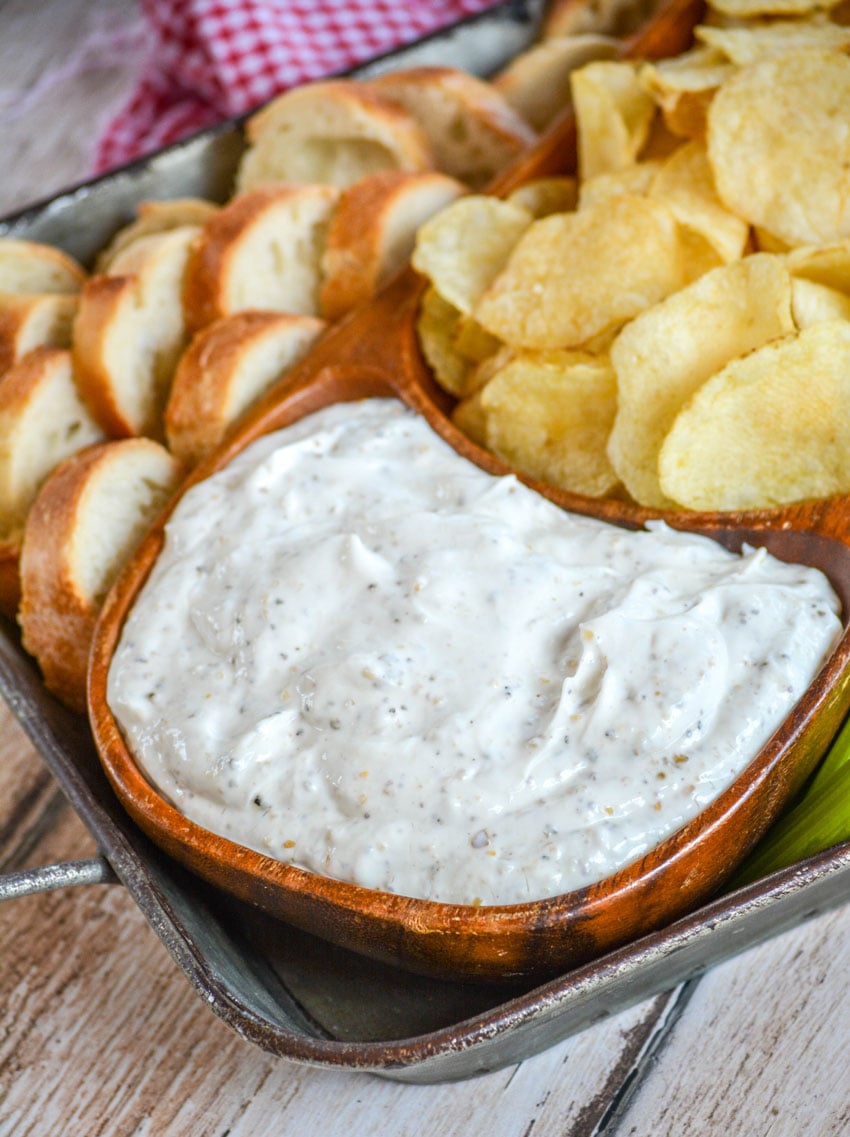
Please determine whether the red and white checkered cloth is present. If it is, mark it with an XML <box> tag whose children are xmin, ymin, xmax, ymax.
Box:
<box><xmin>94</xmin><ymin>0</ymin><xmax>502</xmax><ymax>173</ymax></box>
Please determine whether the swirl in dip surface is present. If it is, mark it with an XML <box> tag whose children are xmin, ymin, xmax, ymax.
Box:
<box><xmin>107</xmin><ymin>398</ymin><xmax>842</xmax><ymax>906</ymax></box>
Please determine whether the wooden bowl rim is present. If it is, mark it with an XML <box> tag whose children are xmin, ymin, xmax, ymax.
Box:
<box><xmin>87</xmin><ymin>359</ymin><xmax>850</xmax><ymax>937</ymax></box>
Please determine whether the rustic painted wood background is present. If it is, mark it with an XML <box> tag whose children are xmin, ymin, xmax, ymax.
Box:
<box><xmin>1</xmin><ymin>1</ymin><xmax>850</xmax><ymax>1133</ymax></box>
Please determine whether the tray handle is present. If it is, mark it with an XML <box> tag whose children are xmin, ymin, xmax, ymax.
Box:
<box><xmin>0</xmin><ymin>855</ymin><xmax>117</xmax><ymax>902</ymax></box>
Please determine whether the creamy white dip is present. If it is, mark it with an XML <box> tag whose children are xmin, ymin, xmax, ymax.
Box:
<box><xmin>107</xmin><ymin>398</ymin><xmax>842</xmax><ymax>906</ymax></box>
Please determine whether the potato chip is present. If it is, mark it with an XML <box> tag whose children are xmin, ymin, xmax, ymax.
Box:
<box><xmin>578</xmin><ymin>324</ymin><xmax>624</xmax><ymax>355</ymax></box>
<box><xmin>640</xmin><ymin>47</ymin><xmax>733</xmax><ymax>138</ymax></box>
<box><xmin>411</xmin><ymin>196</ymin><xmax>532</xmax><ymax>315</ymax></box>
<box><xmin>474</xmin><ymin>193</ymin><xmax>686</xmax><ymax>349</ymax></box>
<box><xmin>416</xmin><ymin>287</ymin><xmax>503</xmax><ymax>398</ymax></box>
<box><xmin>706</xmin><ymin>0</ymin><xmax>843</xmax><ymax>17</ymax></box>
<box><xmin>577</xmin><ymin>160</ymin><xmax>662</xmax><ymax>209</ymax></box>
<box><xmin>452</xmin><ymin>315</ymin><xmax>501</xmax><ymax>363</ymax></box>
<box><xmin>507</xmin><ymin>176</ymin><xmax>578</xmax><ymax>217</ymax></box>
<box><xmin>416</xmin><ymin>286</ymin><xmax>471</xmax><ymax>397</ymax></box>
<box><xmin>679</xmin><ymin>227</ymin><xmax>727</xmax><ymax>282</ymax></box>
<box><xmin>607</xmin><ymin>253</ymin><xmax>795</xmax><ymax>506</ymax></box>
<box><xmin>639</xmin><ymin>115</ymin><xmax>688</xmax><ymax>161</ymax></box>
<box><xmin>695</xmin><ymin>18</ymin><xmax>850</xmax><ymax>63</ymax></box>
<box><xmin>786</xmin><ymin>238</ymin><xmax>850</xmax><ymax>292</ymax></box>
<box><xmin>570</xmin><ymin>60</ymin><xmax>657</xmax><ymax>180</ymax></box>
<box><xmin>658</xmin><ymin>320</ymin><xmax>850</xmax><ymax>509</ymax></box>
<box><xmin>753</xmin><ymin>227</ymin><xmax>791</xmax><ymax>254</ymax></box>
<box><xmin>467</xmin><ymin>343</ymin><xmax>516</xmax><ymax>393</ymax></box>
<box><xmin>707</xmin><ymin>50</ymin><xmax>850</xmax><ymax>247</ymax></box>
<box><xmin>479</xmin><ymin>350</ymin><xmax>621</xmax><ymax>496</ymax></box>
<box><xmin>649</xmin><ymin>138</ymin><xmax>750</xmax><ymax>263</ymax></box>
<box><xmin>791</xmin><ymin>278</ymin><xmax>850</xmax><ymax>326</ymax></box>
<box><xmin>451</xmin><ymin>388</ymin><xmax>489</xmax><ymax>447</ymax></box>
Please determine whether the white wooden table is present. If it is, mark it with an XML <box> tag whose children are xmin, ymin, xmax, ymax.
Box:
<box><xmin>1</xmin><ymin>2</ymin><xmax>850</xmax><ymax>1133</ymax></box>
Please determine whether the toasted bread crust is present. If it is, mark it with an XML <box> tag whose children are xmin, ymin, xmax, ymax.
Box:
<box><xmin>182</xmin><ymin>185</ymin><xmax>339</xmax><ymax>333</ymax></box>
<box><xmin>165</xmin><ymin>310</ymin><xmax>326</xmax><ymax>464</ymax></box>
<box><xmin>18</xmin><ymin>448</ymin><xmax>96</xmax><ymax>710</ymax></box>
<box><xmin>73</xmin><ymin>227</ymin><xmax>199</xmax><ymax>438</ymax></box>
<box><xmin>369</xmin><ymin>67</ymin><xmax>537</xmax><ymax>189</ymax></box>
<box><xmin>319</xmin><ymin>170</ymin><xmax>465</xmax><ymax>321</ymax></box>
<box><xmin>72</xmin><ymin>274</ymin><xmax>139</xmax><ymax>437</ymax></box>
<box><xmin>96</xmin><ymin>197</ymin><xmax>220</xmax><ymax>273</ymax></box>
<box><xmin>19</xmin><ymin>438</ymin><xmax>181</xmax><ymax>711</ymax></box>
<box><xmin>493</xmin><ymin>35</ymin><xmax>621</xmax><ymax>131</ymax></box>
<box><xmin>0</xmin><ymin>238</ymin><xmax>86</xmax><ymax>295</ymax></box>
<box><xmin>237</xmin><ymin>79</ymin><xmax>435</xmax><ymax>192</ymax></box>
<box><xmin>0</xmin><ymin>294</ymin><xmax>79</xmax><ymax>376</ymax></box>
<box><xmin>0</xmin><ymin>538</ymin><xmax>20</xmax><ymax>616</ymax></box>
<box><xmin>541</xmin><ymin>0</ymin><xmax>662</xmax><ymax>38</ymax></box>
<box><xmin>0</xmin><ymin>345</ymin><xmax>69</xmax><ymax>415</ymax></box>
<box><xmin>0</xmin><ymin>346</ymin><xmax>105</xmax><ymax>540</ymax></box>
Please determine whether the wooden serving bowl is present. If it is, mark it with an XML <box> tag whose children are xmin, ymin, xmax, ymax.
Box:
<box><xmin>88</xmin><ymin>0</ymin><xmax>850</xmax><ymax>983</ymax></box>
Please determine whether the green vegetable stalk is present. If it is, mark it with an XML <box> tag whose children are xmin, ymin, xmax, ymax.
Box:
<box><xmin>735</xmin><ymin>713</ymin><xmax>850</xmax><ymax>886</ymax></box>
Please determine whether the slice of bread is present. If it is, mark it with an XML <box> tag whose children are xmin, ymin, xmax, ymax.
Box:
<box><xmin>0</xmin><ymin>346</ymin><xmax>105</xmax><ymax>614</ymax></box>
<box><xmin>182</xmin><ymin>185</ymin><xmax>339</xmax><ymax>333</ymax></box>
<box><xmin>369</xmin><ymin>67</ymin><xmax>537</xmax><ymax>190</ymax></box>
<box><xmin>0</xmin><ymin>346</ymin><xmax>105</xmax><ymax>541</ymax></box>
<box><xmin>236</xmin><ymin>79</ymin><xmax>435</xmax><ymax>193</ymax></box>
<box><xmin>165</xmin><ymin>310</ymin><xmax>326</xmax><ymax>464</ymax></box>
<box><xmin>19</xmin><ymin>437</ymin><xmax>182</xmax><ymax>712</ymax></box>
<box><xmin>492</xmin><ymin>35</ymin><xmax>620</xmax><ymax>131</ymax></box>
<box><xmin>73</xmin><ymin>225</ymin><xmax>201</xmax><ymax>438</ymax></box>
<box><xmin>96</xmin><ymin>197</ymin><xmax>219</xmax><ymax>273</ymax></box>
<box><xmin>0</xmin><ymin>238</ymin><xmax>86</xmax><ymax>295</ymax></box>
<box><xmin>541</xmin><ymin>0</ymin><xmax>662</xmax><ymax>38</ymax></box>
<box><xmin>319</xmin><ymin>170</ymin><xmax>465</xmax><ymax>321</ymax></box>
<box><xmin>0</xmin><ymin>293</ymin><xmax>79</xmax><ymax>376</ymax></box>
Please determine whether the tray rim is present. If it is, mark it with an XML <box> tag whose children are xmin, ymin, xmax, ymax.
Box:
<box><xmin>5</xmin><ymin>619</ymin><xmax>850</xmax><ymax>1080</ymax></box>
<box><xmin>2</xmin><ymin>0</ymin><xmax>850</xmax><ymax>1080</ymax></box>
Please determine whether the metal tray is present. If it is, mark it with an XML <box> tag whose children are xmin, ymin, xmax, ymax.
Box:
<box><xmin>2</xmin><ymin>0</ymin><xmax>850</xmax><ymax>1084</ymax></box>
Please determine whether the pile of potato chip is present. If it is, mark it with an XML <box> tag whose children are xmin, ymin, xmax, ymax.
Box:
<box><xmin>412</xmin><ymin>0</ymin><xmax>850</xmax><ymax>511</ymax></box>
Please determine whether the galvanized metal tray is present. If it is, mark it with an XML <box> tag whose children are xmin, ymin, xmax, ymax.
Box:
<box><xmin>2</xmin><ymin>0</ymin><xmax>850</xmax><ymax>1084</ymax></box>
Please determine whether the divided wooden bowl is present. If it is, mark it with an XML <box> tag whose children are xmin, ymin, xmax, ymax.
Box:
<box><xmin>87</xmin><ymin>0</ymin><xmax>850</xmax><ymax>983</ymax></box>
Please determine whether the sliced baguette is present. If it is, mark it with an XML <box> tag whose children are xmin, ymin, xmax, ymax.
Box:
<box><xmin>0</xmin><ymin>293</ymin><xmax>78</xmax><ymax>376</ymax></box>
<box><xmin>0</xmin><ymin>346</ymin><xmax>105</xmax><ymax>539</ymax></box>
<box><xmin>19</xmin><ymin>437</ymin><xmax>182</xmax><ymax>712</ymax></box>
<box><xmin>319</xmin><ymin>170</ymin><xmax>465</xmax><ymax>321</ymax></box>
<box><xmin>96</xmin><ymin>197</ymin><xmax>219</xmax><ymax>273</ymax></box>
<box><xmin>492</xmin><ymin>35</ymin><xmax>620</xmax><ymax>131</ymax></box>
<box><xmin>236</xmin><ymin>79</ymin><xmax>435</xmax><ymax>193</ymax></box>
<box><xmin>0</xmin><ymin>238</ymin><xmax>86</xmax><ymax>295</ymax></box>
<box><xmin>165</xmin><ymin>310</ymin><xmax>326</xmax><ymax>465</ymax></box>
<box><xmin>541</xmin><ymin>0</ymin><xmax>663</xmax><ymax>37</ymax></box>
<box><xmin>73</xmin><ymin>225</ymin><xmax>201</xmax><ymax>438</ymax></box>
<box><xmin>368</xmin><ymin>67</ymin><xmax>537</xmax><ymax>190</ymax></box>
<box><xmin>0</xmin><ymin>346</ymin><xmax>105</xmax><ymax>613</ymax></box>
<box><xmin>182</xmin><ymin>185</ymin><xmax>339</xmax><ymax>333</ymax></box>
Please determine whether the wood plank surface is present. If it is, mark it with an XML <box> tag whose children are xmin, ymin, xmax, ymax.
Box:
<box><xmin>0</xmin><ymin>0</ymin><xmax>147</xmax><ymax>215</ymax></box>
<box><xmin>610</xmin><ymin>910</ymin><xmax>850</xmax><ymax>1136</ymax></box>
<box><xmin>1</xmin><ymin>1</ymin><xmax>850</xmax><ymax>1134</ymax></box>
